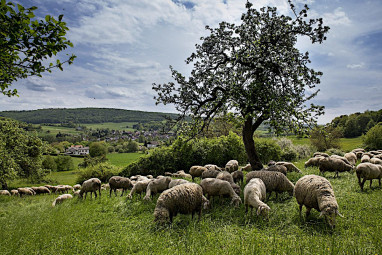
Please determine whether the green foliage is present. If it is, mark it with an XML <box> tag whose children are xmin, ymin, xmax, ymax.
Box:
<box><xmin>325</xmin><ymin>148</ymin><xmax>345</xmax><ymax>156</ymax></box>
<box><xmin>54</xmin><ymin>155</ymin><xmax>74</xmax><ymax>171</ymax></box>
<box><xmin>275</xmin><ymin>137</ymin><xmax>314</xmax><ymax>161</ymax></box>
<box><xmin>78</xmin><ymin>155</ymin><xmax>107</xmax><ymax>168</ymax></box>
<box><xmin>363</xmin><ymin>123</ymin><xmax>382</xmax><ymax>150</ymax></box>
<box><xmin>0</xmin><ymin>118</ymin><xmax>44</xmax><ymax>188</ymax></box>
<box><xmin>42</xmin><ymin>155</ymin><xmax>57</xmax><ymax>171</ymax></box>
<box><xmin>0</xmin><ymin>1</ymin><xmax>76</xmax><ymax>96</ymax></box>
<box><xmin>89</xmin><ymin>142</ymin><xmax>107</xmax><ymax>158</ymax></box>
<box><xmin>76</xmin><ymin>162</ymin><xmax>120</xmax><ymax>184</ymax></box>
<box><xmin>310</xmin><ymin>125</ymin><xmax>342</xmax><ymax>151</ymax></box>
<box><xmin>254</xmin><ymin>138</ymin><xmax>281</xmax><ymax>163</ymax></box>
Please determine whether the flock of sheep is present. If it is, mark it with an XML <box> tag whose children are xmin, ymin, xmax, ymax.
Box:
<box><xmin>1</xmin><ymin>148</ymin><xmax>381</xmax><ymax>229</ymax></box>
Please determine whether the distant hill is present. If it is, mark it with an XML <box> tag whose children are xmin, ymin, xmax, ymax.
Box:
<box><xmin>0</xmin><ymin>108</ymin><xmax>179</xmax><ymax>124</ymax></box>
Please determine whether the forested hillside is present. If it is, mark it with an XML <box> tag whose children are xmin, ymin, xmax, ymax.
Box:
<box><xmin>0</xmin><ymin>108</ymin><xmax>179</xmax><ymax>124</ymax></box>
<box><xmin>330</xmin><ymin>109</ymin><xmax>382</xmax><ymax>138</ymax></box>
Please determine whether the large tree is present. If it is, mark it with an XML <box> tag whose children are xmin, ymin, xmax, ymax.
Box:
<box><xmin>0</xmin><ymin>0</ymin><xmax>76</xmax><ymax>96</ymax></box>
<box><xmin>153</xmin><ymin>1</ymin><xmax>329</xmax><ymax>169</ymax></box>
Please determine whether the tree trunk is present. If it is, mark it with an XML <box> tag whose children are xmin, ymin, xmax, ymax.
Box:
<box><xmin>1</xmin><ymin>182</ymin><xmax>8</xmax><ymax>190</ymax></box>
<box><xmin>242</xmin><ymin>117</ymin><xmax>263</xmax><ymax>170</ymax></box>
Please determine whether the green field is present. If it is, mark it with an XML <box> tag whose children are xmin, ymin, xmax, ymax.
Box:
<box><xmin>106</xmin><ymin>152</ymin><xmax>143</xmax><ymax>167</ymax></box>
<box><xmin>40</xmin><ymin>125</ymin><xmax>82</xmax><ymax>136</ymax></box>
<box><xmin>83</xmin><ymin>122</ymin><xmax>138</xmax><ymax>131</ymax></box>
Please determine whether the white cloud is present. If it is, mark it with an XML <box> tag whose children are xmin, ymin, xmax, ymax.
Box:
<box><xmin>346</xmin><ymin>62</ymin><xmax>365</xmax><ymax>69</ymax></box>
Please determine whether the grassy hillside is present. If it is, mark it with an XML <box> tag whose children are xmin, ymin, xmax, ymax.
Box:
<box><xmin>0</xmin><ymin>108</ymin><xmax>178</xmax><ymax>124</ymax></box>
<box><xmin>1</xmin><ymin>161</ymin><xmax>381</xmax><ymax>254</ymax></box>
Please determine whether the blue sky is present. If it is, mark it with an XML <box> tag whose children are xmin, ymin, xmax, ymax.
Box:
<box><xmin>2</xmin><ymin>0</ymin><xmax>382</xmax><ymax>124</ymax></box>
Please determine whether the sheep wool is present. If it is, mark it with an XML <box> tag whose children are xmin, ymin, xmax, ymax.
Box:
<box><xmin>127</xmin><ymin>179</ymin><xmax>152</xmax><ymax>199</ymax></box>
<box><xmin>200</xmin><ymin>178</ymin><xmax>241</xmax><ymax>207</ymax></box>
<box><xmin>202</xmin><ymin>169</ymin><xmax>220</xmax><ymax>179</ymax></box>
<box><xmin>0</xmin><ymin>190</ymin><xmax>11</xmax><ymax>196</ymax></box>
<box><xmin>144</xmin><ymin>177</ymin><xmax>172</xmax><ymax>201</ymax></box>
<box><xmin>169</xmin><ymin>179</ymin><xmax>190</xmax><ymax>189</ymax></box>
<box><xmin>244</xmin><ymin>178</ymin><xmax>270</xmax><ymax>218</ymax></box>
<box><xmin>225</xmin><ymin>160</ymin><xmax>239</xmax><ymax>173</ymax></box>
<box><xmin>265</xmin><ymin>165</ymin><xmax>287</xmax><ymax>176</ymax></box>
<box><xmin>318</xmin><ymin>157</ymin><xmax>353</xmax><ymax>177</ymax></box>
<box><xmin>275</xmin><ymin>162</ymin><xmax>302</xmax><ymax>173</ymax></box>
<box><xmin>294</xmin><ymin>175</ymin><xmax>342</xmax><ymax>228</ymax></box>
<box><xmin>108</xmin><ymin>176</ymin><xmax>133</xmax><ymax>197</ymax></box>
<box><xmin>79</xmin><ymin>178</ymin><xmax>101</xmax><ymax>199</ymax></box>
<box><xmin>154</xmin><ymin>183</ymin><xmax>209</xmax><ymax>224</ymax></box>
<box><xmin>246</xmin><ymin>171</ymin><xmax>294</xmax><ymax>199</ymax></box>
<box><xmin>189</xmin><ymin>166</ymin><xmax>207</xmax><ymax>180</ymax></box>
<box><xmin>52</xmin><ymin>194</ymin><xmax>73</xmax><ymax>207</ymax></box>
<box><xmin>356</xmin><ymin>163</ymin><xmax>382</xmax><ymax>191</ymax></box>
<box><xmin>216</xmin><ymin>171</ymin><xmax>234</xmax><ymax>184</ymax></box>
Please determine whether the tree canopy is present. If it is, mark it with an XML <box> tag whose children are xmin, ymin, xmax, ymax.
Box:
<box><xmin>0</xmin><ymin>0</ymin><xmax>76</xmax><ymax>96</ymax></box>
<box><xmin>153</xmin><ymin>1</ymin><xmax>329</xmax><ymax>169</ymax></box>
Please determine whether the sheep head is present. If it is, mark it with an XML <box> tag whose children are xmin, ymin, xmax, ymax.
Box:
<box><xmin>319</xmin><ymin>206</ymin><xmax>343</xmax><ymax>229</ymax></box>
<box><xmin>230</xmin><ymin>196</ymin><xmax>242</xmax><ymax>207</ymax></box>
<box><xmin>257</xmin><ymin>205</ymin><xmax>271</xmax><ymax>218</ymax></box>
<box><xmin>154</xmin><ymin>207</ymin><xmax>170</xmax><ymax>224</ymax></box>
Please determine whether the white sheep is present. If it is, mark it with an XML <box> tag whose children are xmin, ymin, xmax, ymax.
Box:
<box><xmin>200</xmin><ymin>178</ymin><xmax>241</xmax><ymax>207</ymax></box>
<box><xmin>318</xmin><ymin>157</ymin><xmax>353</xmax><ymax>177</ymax></box>
<box><xmin>108</xmin><ymin>176</ymin><xmax>133</xmax><ymax>197</ymax></box>
<box><xmin>225</xmin><ymin>160</ymin><xmax>239</xmax><ymax>173</ymax></box>
<box><xmin>144</xmin><ymin>177</ymin><xmax>172</xmax><ymax>201</ymax></box>
<box><xmin>10</xmin><ymin>189</ymin><xmax>19</xmax><ymax>196</ymax></box>
<box><xmin>154</xmin><ymin>183</ymin><xmax>209</xmax><ymax>224</ymax></box>
<box><xmin>189</xmin><ymin>166</ymin><xmax>207</xmax><ymax>181</ymax></box>
<box><xmin>201</xmin><ymin>169</ymin><xmax>220</xmax><ymax>179</ymax></box>
<box><xmin>275</xmin><ymin>162</ymin><xmax>302</xmax><ymax>173</ymax></box>
<box><xmin>127</xmin><ymin>179</ymin><xmax>152</xmax><ymax>199</ymax></box>
<box><xmin>17</xmin><ymin>187</ymin><xmax>35</xmax><ymax>197</ymax></box>
<box><xmin>294</xmin><ymin>175</ymin><xmax>343</xmax><ymax>228</ymax></box>
<box><xmin>231</xmin><ymin>170</ymin><xmax>244</xmax><ymax>184</ymax></box>
<box><xmin>356</xmin><ymin>163</ymin><xmax>382</xmax><ymax>191</ymax></box>
<box><xmin>0</xmin><ymin>190</ymin><xmax>10</xmax><ymax>196</ymax></box>
<box><xmin>168</xmin><ymin>179</ymin><xmax>190</xmax><ymax>189</ymax></box>
<box><xmin>370</xmin><ymin>157</ymin><xmax>382</xmax><ymax>165</ymax></box>
<box><xmin>52</xmin><ymin>194</ymin><xmax>73</xmax><ymax>207</ymax></box>
<box><xmin>344</xmin><ymin>152</ymin><xmax>357</xmax><ymax>166</ymax></box>
<box><xmin>361</xmin><ymin>154</ymin><xmax>371</xmax><ymax>163</ymax></box>
<box><xmin>79</xmin><ymin>178</ymin><xmax>101</xmax><ymax>199</ymax></box>
<box><xmin>73</xmin><ymin>184</ymin><xmax>81</xmax><ymax>191</ymax></box>
<box><xmin>204</xmin><ymin>164</ymin><xmax>222</xmax><ymax>171</ymax></box>
<box><xmin>304</xmin><ymin>156</ymin><xmax>324</xmax><ymax>168</ymax></box>
<box><xmin>216</xmin><ymin>171</ymin><xmax>234</xmax><ymax>184</ymax></box>
<box><xmin>172</xmin><ymin>170</ymin><xmax>192</xmax><ymax>179</ymax></box>
<box><xmin>244</xmin><ymin>178</ymin><xmax>270</xmax><ymax>219</ymax></box>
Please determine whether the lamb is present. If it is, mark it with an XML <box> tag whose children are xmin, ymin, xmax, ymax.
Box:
<box><xmin>202</xmin><ymin>169</ymin><xmax>220</xmax><ymax>179</ymax></box>
<box><xmin>231</xmin><ymin>170</ymin><xmax>244</xmax><ymax>184</ymax></box>
<box><xmin>52</xmin><ymin>194</ymin><xmax>73</xmax><ymax>207</ymax></box>
<box><xmin>225</xmin><ymin>160</ymin><xmax>239</xmax><ymax>173</ymax></box>
<box><xmin>244</xmin><ymin>178</ymin><xmax>271</xmax><ymax>219</ymax></box>
<box><xmin>275</xmin><ymin>162</ymin><xmax>302</xmax><ymax>173</ymax></box>
<box><xmin>344</xmin><ymin>152</ymin><xmax>357</xmax><ymax>166</ymax></box>
<box><xmin>168</xmin><ymin>179</ymin><xmax>190</xmax><ymax>189</ymax></box>
<box><xmin>304</xmin><ymin>156</ymin><xmax>324</xmax><ymax>168</ymax></box>
<box><xmin>144</xmin><ymin>177</ymin><xmax>172</xmax><ymax>201</ymax></box>
<box><xmin>79</xmin><ymin>178</ymin><xmax>101</xmax><ymax>199</ymax></box>
<box><xmin>17</xmin><ymin>187</ymin><xmax>35</xmax><ymax>197</ymax></box>
<box><xmin>294</xmin><ymin>175</ymin><xmax>343</xmax><ymax>228</ymax></box>
<box><xmin>73</xmin><ymin>184</ymin><xmax>81</xmax><ymax>191</ymax></box>
<box><xmin>154</xmin><ymin>183</ymin><xmax>209</xmax><ymax>224</ymax></box>
<box><xmin>318</xmin><ymin>157</ymin><xmax>353</xmax><ymax>177</ymax></box>
<box><xmin>264</xmin><ymin>165</ymin><xmax>287</xmax><ymax>176</ymax></box>
<box><xmin>189</xmin><ymin>166</ymin><xmax>207</xmax><ymax>181</ymax></box>
<box><xmin>355</xmin><ymin>163</ymin><xmax>382</xmax><ymax>191</ymax></box>
<box><xmin>108</xmin><ymin>176</ymin><xmax>133</xmax><ymax>197</ymax></box>
<box><xmin>245</xmin><ymin>171</ymin><xmax>294</xmax><ymax>199</ymax></box>
<box><xmin>0</xmin><ymin>190</ymin><xmax>10</xmax><ymax>196</ymax></box>
<box><xmin>200</xmin><ymin>178</ymin><xmax>241</xmax><ymax>207</ymax></box>
<box><xmin>127</xmin><ymin>179</ymin><xmax>152</xmax><ymax>199</ymax></box>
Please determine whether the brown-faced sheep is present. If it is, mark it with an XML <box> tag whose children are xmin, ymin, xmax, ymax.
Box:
<box><xmin>294</xmin><ymin>175</ymin><xmax>343</xmax><ymax>228</ymax></box>
<box><xmin>189</xmin><ymin>166</ymin><xmax>207</xmax><ymax>181</ymax></box>
<box><xmin>318</xmin><ymin>157</ymin><xmax>353</xmax><ymax>177</ymax></box>
<box><xmin>245</xmin><ymin>171</ymin><xmax>294</xmax><ymax>200</ymax></box>
<box><xmin>108</xmin><ymin>176</ymin><xmax>133</xmax><ymax>197</ymax></box>
<box><xmin>356</xmin><ymin>163</ymin><xmax>382</xmax><ymax>191</ymax></box>
<box><xmin>79</xmin><ymin>178</ymin><xmax>101</xmax><ymax>199</ymax></box>
<box><xmin>154</xmin><ymin>183</ymin><xmax>209</xmax><ymax>224</ymax></box>
<box><xmin>275</xmin><ymin>162</ymin><xmax>302</xmax><ymax>173</ymax></box>
<box><xmin>200</xmin><ymin>178</ymin><xmax>241</xmax><ymax>207</ymax></box>
<box><xmin>144</xmin><ymin>177</ymin><xmax>172</xmax><ymax>201</ymax></box>
<box><xmin>231</xmin><ymin>170</ymin><xmax>244</xmax><ymax>185</ymax></box>
<box><xmin>244</xmin><ymin>178</ymin><xmax>270</xmax><ymax>219</ymax></box>
<box><xmin>127</xmin><ymin>179</ymin><xmax>152</xmax><ymax>199</ymax></box>
<box><xmin>52</xmin><ymin>194</ymin><xmax>73</xmax><ymax>207</ymax></box>
<box><xmin>225</xmin><ymin>160</ymin><xmax>239</xmax><ymax>173</ymax></box>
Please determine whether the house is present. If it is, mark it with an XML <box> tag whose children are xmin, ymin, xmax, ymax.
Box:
<box><xmin>65</xmin><ymin>145</ymin><xmax>89</xmax><ymax>156</ymax></box>
<box><xmin>146</xmin><ymin>141</ymin><xmax>161</xmax><ymax>149</ymax></box>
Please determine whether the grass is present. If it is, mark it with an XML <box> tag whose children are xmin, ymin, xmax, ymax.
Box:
<box><xmin>106</xmin><ymin>152</ymin><xmax>143</xmax><ymax>167</ymax></box>
<box><xmin>83</xmin><ymin>122</ymin><xmax>138</xmax><ymax>131</ymax></box>
<box><xmin>39</xmin><ymin>125</ymin><xmax>82</xmax><ymax>136</ymax></box>
<box><xmin>1</xmin><ymin>157</ymin><xmax>382</xmax><ymax>254</ymax></box>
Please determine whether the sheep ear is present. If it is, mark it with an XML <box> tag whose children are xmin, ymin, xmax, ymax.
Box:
<box><xmin>336</xmin><ymin>210</ymin><xmax>344</xmax><ymax>218</ymax></box>
<box><xmin>257</xmin><ymin>206</ymin><xmax>262</xmax><ymax>216</ymax></box>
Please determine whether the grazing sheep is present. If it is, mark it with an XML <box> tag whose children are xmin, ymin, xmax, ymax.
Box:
<box><xmin>241</xmin><ymin>163</ymin><xmax>252</xmax><ymax>172</ymax></box>
<box><xmin>204</xmin><ymin>164</ymin><xmax>222</xmax><ymax>171</ymax></box>
<box><xmin>225</xmin><ymin>160</ymin><xmax>239</xmax><ymax>173</ymax></box>
<box><xmin>31</xmin><ymin>186</ymin><xmax>51</xmax><ymax>195</ymax></box>
<box><xmin>294</xmin><ymin>175</ymin><xmax>343</xmax><ymax>228</ymax></box>
<box><xmin>330</xmin><ymin>155</ymin><xmax>352</xmax><ymax>166</ymax></box>
<box><xmin>44</xmin><ymin>185</ymin><xmax>58</xmax><ymax>193</ymax></box>
<box><xmin>10</xmin><ymin>189</ymin><xmax>19</xmax><ymax>196</ymax></box>
<box><xmin>216</xmin><ymin>171</ymin><xmax>234</xmax><ymax>184</ymax></box>
<box><xmin>0</xmin><ymin>190</ymin><xmax>10</xmax><ymax>196</ymax></box>
<box><xmin>109</xmin><ymin>176</ymin><xmax>133</xmax><ymax>197</ymax></box>
<box><xmin>244</xmin><ymin>178</ymin><xmax>270</xmax><ymax>219</ymax></box>
<box><xmin>189</xmin><ymin>166</ymin><xmax>207</xmax><ymax>181</ymax></box>
<box><xmin>202</xmin><ymin>169</ymin><xmax>220</xmax><ymax>179</ymax></box>
<box><xmin>246</xmin><ymin>171</ymin><xmax>294</xmax><ymax>199</ymax></box>
<box><xmin>172</xmin><ymin>170</ymin><xmax>192</xmax><ymax>179</ymax></box>
<box><xmin>73</xmin><ymin>184</ymin><xmax>81</xmax><ymax>191</ymax></box>
<box><xmin>144</xmin><ymin>177</ymin><xmax>172</xmax><ymax>201</ymax></box>
<box><xmin>79</xmin><ymin>178</ymin><xmax>101</xmax><ymax>199</ymax></box>
<box><xmin>361</xmin><ymin>154</ymin><xmax>371</xmax><ymax>163</ymax></box>
<box><xmin>356</xmin><ymin>163</ymin><xmax>382</xmax><ymax>191</ymax></box>
<box><xmin>17</xmin><ymin>187</ymin><xmax>35</xmax><ymax>197</ymax></box>
<box><xmin>275</xmin><ymin>162</ymin><xmax>302</xmax><ymax>173</ymax></box>
<box><xmin>318</xmin><ymin>157</ymin><xmax>353</xmax><ymax>177</ymax></box>
<box><xmin>265</xmin><ymin>165</ymin><xmax>287</xmax><ymax>176</ymax></box>
<box><xmin>370</xmin><ymin>157</ymin><xmax>382</xmax><ymax>165</ymax></box>
<box><xmin>313</xmin><ymin>152</ymin><xmax>329</xmax><ymax>158</ymax></box>
<box><xmin>165</xmin><ymin>172</ymin><xmax>173</xmax><ymax>176</ymax></box>
<box><xmin>344</xmin><ymin>152</ymin><xmax>357</xmax><ymax>166</ymax></box>
<box><xmin>154</xmin><ymin>183</ymin><xmax>209</xmax><ymax>224</ymax></box>
<box><xmin>169</xmin><ymin>179</ymin><xmax>190</xmax><ymax>189</ymax></box>
<box><xmin>73</xmin><ymin>190</ymin><xmax>81</xmax><ymax>197</ymax></box>
<box><xmin>200</xmin><ymin>178</ymin><xmax>241</xmax><ymax>207</ymax></box>
<box><xmin>304</xmin><ymin>156</ymin><xmax>324</xmax><ymax>168</ymax></box>
<box><xmin>231</xmin><ymin>170</ymin><xmax>244</xmax><ymax>184</ymax></box>
<box><xmin>52</xmin><ymin>194</ymin><xmax>73</xmax><ymax>207</ymax></box>
<box><xmin>127</xmin><ymin>179</ymin><xmax>152</xmax><ymax>199</ymax></box>
<box><xmin>230</xmin><ymin>182</ymin><xmax>241</xmax><ymax>196</ymax></box>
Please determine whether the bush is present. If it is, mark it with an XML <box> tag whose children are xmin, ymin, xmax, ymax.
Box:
<box><xmin>89</xmin><ymin>142</ymin><xmax>107</xmax><ymax>158</ymax></box>
<box><xmin>325</xmin><ymin>148</ymin><xmax>345</xmax><ymax>156</ymax></box>
<box><xmin>42</xmin><ymin>155</ymin><xmax>57</xmax><ymax>171</ymax></box>
<box><xmin>55</xmin><ymin>155</ymin><xmax>74</xmax><ymax>171</ymax></box>
<box><xmin>281</xmin><ymin>147</ymin><xmax>298</xmax><ymax>161</ymax></box>
<box><xmin>76</xmin><ymin>162</ymin><xmax>120</xmax><ymax>184</ymax></box>
<box><xmin>363</xmin><ymin>123</ymin><xmax>382</xmax><ymax>150</ymax></box>
<box><xmin>255</xmin><ymin>138</ymin><xmax>281</xmax><ymax>163</ymax></box>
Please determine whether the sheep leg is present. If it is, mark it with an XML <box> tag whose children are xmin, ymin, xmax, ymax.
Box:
<box><xmin>379</xmin><ymin>178</ymin><xmax>381</xmax><ymax>187</ymax></box>
<box><xmin>109</xmin><ymin>189</ymin><xmax>112</xmax><ymax>197</ymax></box>
<box><xmin>94</xmin><ymin>191</ymin><xmax>98</xmax><ymax>199</ymax></box>
<box><xmin>305</xmin><ymin>207</ymin><xmax>311</xmax><ymax>218</ymax></box>
<box><xmin>198</xmin><ymin>208</ymin><xmax>202</xmax><ymax>221</ymax></box>
<box><xmin>361</xmin><ymin>178</ymin><xmax>366</xmax><ymax>191</ymax></box>
<box><xmin>245</xmin><ymin>204</ymin><xmax>248</xmax><ymax>214</ymax></box>
<box><xmin>121</xmin><ymin>189</ymin><xmax>125</xmax><ymax>197</ymax></box>
<box><xmin>298</xmin><ymin>204</ymin><xmax>303</xmax><ymax>217</ymax></box>
<box><xmin>369</xmin><ymin>180</ymin><xmax>373</xmax><ymax>189</ymax></box>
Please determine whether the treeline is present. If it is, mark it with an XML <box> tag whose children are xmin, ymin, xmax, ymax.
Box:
<box><xmin>0</xmin><ymin>108</ymin><xmax>178</xmax><ymax>124</ymax></box>
<box><xmin>330</xmin><ymin>109</ymin><xmax>382</xmax><ymax>138</ymax></box>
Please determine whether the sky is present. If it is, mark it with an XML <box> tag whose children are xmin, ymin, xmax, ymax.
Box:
<box><xmin>2</xmin><ymin>0</ymin><xmax>382</xmax><ymax>124</ymax></box>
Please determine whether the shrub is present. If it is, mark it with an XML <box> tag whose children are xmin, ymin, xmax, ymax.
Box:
<box><xmin>76</xmin><ymin>162</ymin><xmax>120</xmax><ymax>184</ymax></box>
<box><xmin>254</xmin><ymin>138</ymin><xmax>281</xmax><ymax>164</ymax></box>
<box><xmin>294</xmin><ymin>144</ymin><xmax>314</xmax><ymax>159</ymax></box>
<box><xmin>363</xmin><ymin>123</ymin><xmax>382</xmax><ymax>150</ymax></box>
<box><xmin>42</xmin><ymin>155</ymin><xmax>57</xmax><ymax>171</ymax></box>
<box><xmin>325</xmin><ymin>148</ymin><xmax>345</xmax><ymax>156</ymax></box>
<box><xmin>280</xmin><ymin>147</ymin><xmax>298</xmax><ymax>161</ymax></box>
<box><xmin>89</xmin><ymin>142</ymin><xmax>107</xmax><ymax>158</ymax></box>
<box><xmin>55</xmin><ymin>155</ymin><xmax>74</xmax><ymax>171</ymax></box>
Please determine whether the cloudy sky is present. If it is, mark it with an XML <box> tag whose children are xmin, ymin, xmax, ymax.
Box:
<box><xmin>2</xmin><ymin>0</ymin><xmax>382</xmax><ymax>124</ymax></box>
